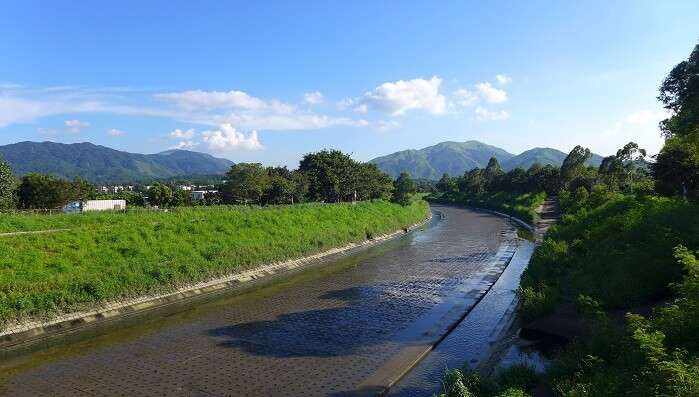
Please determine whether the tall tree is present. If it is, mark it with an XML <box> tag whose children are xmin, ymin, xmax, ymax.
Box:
<box><xmin>299</xmin><ymin>150</ymin><xmax>357</xmax><ymax>202</ymax></box>
<box><xmin>560</xmin><ymin>145</ymin><xmax>592</xmax><ymax>188</ymax></box>
<box><xmin>392</xmin><ymin>172</ymin><xmax>416</xmax><ymax>206</ymax></box>
<box><xmin>147</xmin><ymin>182</ymin><xmax>173</xmax><ymax>207</ymax></box>
<box><xmin>221</xmin><ymin>163</ymin><xmax>270</xmax><ymax>204</ymax></box>
<box><xmin>0</xmin><ymin>157</ymin><xmax>16</xmax><ymax>210</ymax></box>
<box><xmin>654</xmin><ymin>44</ymin><xmax>699</xmax><ymax>199</ymax></box>
<box><xmin>17</xmin><ymin>173</ymin><xmax>82</xmax><ymax>209</ymax></box>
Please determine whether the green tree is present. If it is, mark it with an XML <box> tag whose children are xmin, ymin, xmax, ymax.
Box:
<box><xmin>356</xmin><ymin>163</ymin><xmax>393</xmax><ymax>201</ymax></box>
<box><xmin>221</xmin><ymin>163</ymin><xmax>270</xmax><ymax>204</ymax></box>
<box><xmin>18</xmin><ymin>174</ymin><xmax>73</xmax><ymax>209</ymax></box>
<box><xmin>436</xmin><ymin>173</ymin><xmax>458</xmax><ymax>194</ymax></box>
<box><xmin>561</xmin><ymin>145</ymin><xmax>592</xmax><ymax>188</ymax></box>
<box><xmin>264</xmin><ymin>166</ymin><xmax>296</xmax><ymax>204</ymax></box>
<box><xmin>170</xmin><ymin>189</ymin><xmax>193</xmax><ymax>206</ymax></box>
<box><xmin>0</xmin><ymin>157</ymin><xmax>16</xmax><ymax>210</ymax></box>
<box><xmin>392</xmin><ymin>172</ymin><xmax>416</xmax><ymax>206</ymax></box>
<box><xmin>299</xmin><ymin>150</ymin><xmax>358</xmax><ymax>202</ymax></box>
<box><xmin>654</xmin><ymin>44</ymin><xmax>699</xmax><ymax>200</ymax></box>
<box><xmin>147</xmin><ymin>182</ymin><xmax>173</xmax><ymax>207</ymax></box>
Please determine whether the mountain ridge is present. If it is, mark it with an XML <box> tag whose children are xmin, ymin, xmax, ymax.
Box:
<box><xmin>370</xmin><ymin>141</ymin><xmax>604</xmax><ymax>179</ymax></box>
<box><xmin>0</xmin><ymin>141</ymin><xmax>234</xmax><ymax>183</ymax></box>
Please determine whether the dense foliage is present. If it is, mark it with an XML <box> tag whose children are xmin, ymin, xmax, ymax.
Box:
<box><xmin>0</xmin><ymin>200</ymin><xmax>429</xmax><ymax>325</ymax></box>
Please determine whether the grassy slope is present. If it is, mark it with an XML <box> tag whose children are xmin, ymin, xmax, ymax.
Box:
<box><xmin>519</xmin><ymin>192</ymin><xmax>699</xmax><ymax>395</ymax></box>
<box><xmin>0</xmin><ymin>200</ymin><xmax>430</xmax><ymax>325</ymax></box>
<box><xmin>429</xmin><ymin>191</ymin><xmax>545</xmax><ymax>224</ymax></box>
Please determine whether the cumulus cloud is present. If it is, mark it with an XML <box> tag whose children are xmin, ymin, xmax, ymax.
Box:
<box><xmin>201</xmin><ymin>124</ymin><xmax>262</xmax><ymax>151</ymax></box>
<box><xmin>495</xmin><ymin>74</ymin><xmax>512</xmax><ymax>85</ymax></box>
<box><xmin>475</xmin><ymin>82</ymin><xmax>508</xmax><ymax>104</ymax></box>
<box><xmin>358</xmin><ymin>76</ymin><xmax>446</xmax><ymax>116</ymax></box>
<box><xmin>168</xmin><ymin>128</ymin><xmax>195</xmax><ymax>139</ymax></box>
<box><xmin>303</xmin><ymin>91</ymin><xmax>323</xmax><ymax>105</ymax></box>
<box><xmin>64</xmin><ymin>119</ymin><xmax>90</xmax><ymax>132</ymax></box>
<box><xmin>108</xmin><ymin>128</ymin><xmax>126</xmax><ymax>136</ymax></box>
<box><xmin>374</xmin><ymin>120</ymin><xmax>400</xmax><ymax>132</ymax></box>
<box><xmin>475</xmin><ymin>106</ymin><xmax>510</xmax><ymax>121</ymax></box>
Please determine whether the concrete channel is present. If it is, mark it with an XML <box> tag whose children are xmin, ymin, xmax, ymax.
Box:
<box><xmin>0</xmin><ymin>205</ymin><xmax>527</xmax><ymax>396</ymax></box>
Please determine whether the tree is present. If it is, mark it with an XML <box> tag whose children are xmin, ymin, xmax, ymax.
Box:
<box><xmin>148</xmin><ymin>183</ymin><xmax>173</xmax><ymax>207</ymax></box>
<box><xmin>561</xmin><ymin>145</ymin><xmax>592</xmax><ymax>188</ymax></box>
<box><xmin>484</xmin><ymin>156</ymin><xmax>504</xmax><ymax>189</ymax></box>
<box><xmin>436</xmin><ymin>173</ymin><xmax>458</xmax><ymax>194</ymax></box>
<box><xmin>264</xmin><ymin>167</ymin><xmax>296</xmax><ymax>204</ymax></box>
<box><xmin>0</xmin><ymin>157</ymin><xmax>16</xmax><ymax>210</ymax></box>
<box><xmin>221</xmin><ymin>163</ymin><xmax>270</xmax><ymax>204</ymax></box>
<box><xmin>392</xmin><ymin>172</ymin><xmax>416</xmax><ymax>206</ymax></box>
<box><xmin>17</xmin><ymin>173</ymin><xmax>86</xmax><ymax>209</ymax></box>
<box><xmin>170</xmin><ymin>189</ymin><xmax>193</xmax><ymax>206</ymax></box>
<box><xmin>356</xmin><ymin>163</ymin><xmax>393</xmax><ymax>201</ymax></box>
<box><xmin>299</xmin><ymin>150</ymin><xmax>358</xmax><ymax>202</ymax></box>
<box><xmin>654</xmin><ymin>44</ymin><xmax>699</xmax><ymax>200</ymax></box>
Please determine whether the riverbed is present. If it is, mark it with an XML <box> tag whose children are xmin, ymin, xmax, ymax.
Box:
<box><xmin>0</xmin><ymin>205</ymin><xmax>523</xmax><ymax>396</ymax></box>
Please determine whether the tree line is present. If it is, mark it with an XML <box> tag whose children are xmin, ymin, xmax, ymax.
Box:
<box><xmin>0</xmin><ymin>149</ymin><xmax>417</xmax><ymax>211</ymax></box>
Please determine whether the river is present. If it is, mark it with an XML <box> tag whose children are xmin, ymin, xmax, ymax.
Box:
<box><xmin>0</xmin><ymin>205</ymin><xmax>526</xmax><ymax>396</ymax></box>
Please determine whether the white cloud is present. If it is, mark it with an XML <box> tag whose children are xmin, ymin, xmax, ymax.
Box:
<box><xmin>475</xmin><ymin>106</ymin><xmax>510</xmax><ymax>121</ymax></box>
<box><xmin>359</xmin><ymin>76</ymin><xmax>446</xmax><ymax>115</ymax></box>
<box><xmin>475</xmin><ymin>82</ymin><xmax>508</xmax><ymax>104</ymax></box>
<box><xmin>170</xmin><ymin>140</ymin><xmax>197</xmax><ymax>150</ymax></box>
<box><xmin>303</xmin><ymin>91</ymin><xmax>323</xmax><ymax>105</ymax></box>
<box><xmin>64</xmin><ymin>119</ymin><xmax>90</xmax><ymax>132</ymax></box>
<box><xmin>597</xmin><ymin>108</ymin><xmax>669</xmax><ymax>155</ymax></box>
<box><xmin>451</xmin><ymin>88</ymin><xmax>479</xmax><ymax>108</ymax></box>
<box><xmin>155</xmin><ymin>90</ymin><xmax>266</xmax><ymax>111</ymax></box>
<box><xmin>108</xmin><ymin>128</ymin><xmax>126</xmax><ymax>136</ymax></box>
<box><xmin>201</xmin><ymin>124</ymin><xmax>262</xmax><ymax>151</ymax></box>
<box><xmin>624</xmin><ymin>109</ymin><xmax>667</xmax><ymax>125</ymax></box>
<box><xmin>495</xmin><ymin>74</ymin><xmax>512</xmax><ymax>85</ymax></box>
<box><xmin>168</xmin><ymin>128</ymin><xmax>195</xmax><ymax>139</ymax></box>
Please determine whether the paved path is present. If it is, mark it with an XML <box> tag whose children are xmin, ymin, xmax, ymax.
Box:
<box><xmin>0</xmin><ymin>205</ymin><xmax>519</xmax><ymax>397</ymax></box>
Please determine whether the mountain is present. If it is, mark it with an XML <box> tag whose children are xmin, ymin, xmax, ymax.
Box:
<box><xmin>370</xmin><ymin>142</ymin><xmax>605</xmax><ymax>179</ymax></box>
<box><xmin>0</xmin><ymin>141</ymin><xmax>234</xmax><ymax>183</ymax></box>
<box><xmin>502</xmin><ymin>147</ymin><xmax>604</xmax><ymax>170</ymax></box>
<box><xmin>369</xmin><ymin>141</ymin><xmax>515</xmax><ymax>180</ymax></box>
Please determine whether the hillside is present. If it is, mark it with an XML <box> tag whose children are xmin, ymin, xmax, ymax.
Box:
<box><xmin>502</xmin><ymin>147</ymin><xmax>603</xmax><ymax>170</ymax></box>
<box><xmin>371</xmin><ymin>142</ymin><xmax>604</xmax><ymax>179</ymax></box>
<box><xmin>369</xmin><ymin>141</ymin><xmax>514</xmax><ymax>179</ymax></box>
<box><xmin>0</xmin><ymin>141</ymin><xmax>233</xmax><ymax>183</ymax></box>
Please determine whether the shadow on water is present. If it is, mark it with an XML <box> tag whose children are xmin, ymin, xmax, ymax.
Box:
<box><xmin>206</xmin><ymin>282</ymin><xmax>444</xmax><ymax>358</ymax></box>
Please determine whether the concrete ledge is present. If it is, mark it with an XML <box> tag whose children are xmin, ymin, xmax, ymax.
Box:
<box><xmin>0</xmin><ymin>215</ymin><xmax>432</xmax><ymax>351</ymax></box>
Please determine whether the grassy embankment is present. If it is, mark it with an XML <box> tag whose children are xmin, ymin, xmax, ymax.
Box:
<box><xmin>429</xmin><ymin>191</ymin><xmax>546</xmax><ymax>224</ymax></box>
<box><xmin>433</xmin><ymin>188</ymin><xmax>699</xmax><ymax>396</ymax></box>
<box><xmin>0</xmin><ymin>200</ymin><xmax>429</xmax><ymax>326</ymax></box>
<box><xmin>518</xmin><ymin>187</ymin><xmax>699</xmax><ymax>396</ymax></box>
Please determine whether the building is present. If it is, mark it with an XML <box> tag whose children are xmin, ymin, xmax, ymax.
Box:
<box><xmin>63</xmin><ymin>200</ymin><xmax>127</xmax><ymax>213</ymax></box>
<box><xmin>191</xmin><ymin>190</ymin><xmax>217</xmax><ymax>201</ymax></box>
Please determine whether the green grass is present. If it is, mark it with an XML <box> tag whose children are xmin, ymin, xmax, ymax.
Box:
<box><xmin>429</xmin><ymin>191</ymin><xmax>545</xmax><ymax>224</ymax></box>
<box><xmin>463</xmin><ymin>192</ymin><xmax>545</xmax><ymax>224</ymax></box>
<box><xmin>0</xmin><ymin>200</ymin><xmax>430</xmax><ymax>325</ymax></box>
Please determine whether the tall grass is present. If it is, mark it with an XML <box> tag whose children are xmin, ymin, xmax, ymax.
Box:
<box><xmin>0</xmin><ymin>200</ymin><xmax>430</xmax><ymax>325</ymax></box>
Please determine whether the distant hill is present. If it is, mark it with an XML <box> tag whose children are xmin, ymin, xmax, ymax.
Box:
<box><xmin>371</xmin><ymin>142</ymin><xmax>604</xmax><ymax>179</ymax></box>
<box><xmin>0</xmin><ymin>141</ymin><xmax>234</xmax><ymax>183</ymax></box>
<box><xmin>502</xmin><ymin>147</ymin><xmax>603</xmax><ymax>170</ymax></box>
<box><xmin>369</xmin><ymin>141</ymin><xmax>514</xmax><ymax>179</ymax></box>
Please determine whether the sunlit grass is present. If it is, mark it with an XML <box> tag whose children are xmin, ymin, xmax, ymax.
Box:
<box><xmin>0</xmin><ymin>200</ymin><xmax>430</xmax><ymax>325</ymax></box>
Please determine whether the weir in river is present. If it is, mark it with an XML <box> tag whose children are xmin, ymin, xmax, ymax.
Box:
<box><xmin>0</xmin><ymin>205</ymin><xmax>528</xmax><ymax>396</ymax></box>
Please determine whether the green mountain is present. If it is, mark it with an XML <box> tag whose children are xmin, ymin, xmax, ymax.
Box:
<box><xmin>0</xmin><ymin>141</ymin><xmax>234</xmax><ymax>183</ymax></box>
<box><xmin>371</xmin><ymin>142</ymin><xmax>605</xmax><ymax>179</ymax></box>
<box><xmin>369</xmin><ymin>141</ymin><xmax>514</xmax><ymax>180</ymax></box>
<box><xmin>502</xmin><ymin>147</ymin><xmax>604</xmax><ymax>170</ymax></box>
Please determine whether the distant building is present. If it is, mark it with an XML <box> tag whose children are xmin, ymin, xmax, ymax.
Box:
<box><xmin>191</xmin><ymin>190</ymin><xmax>217</xmax><ymax>201</ymax></box>
<box><xmin>63</xmin><ymin>200</ymin><xmax>127</xmax><ymax>213</ymax></box>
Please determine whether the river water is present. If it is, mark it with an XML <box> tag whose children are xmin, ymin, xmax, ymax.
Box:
<box><xmin>0</xmin><ymin>205</ymin><xmax>522</xmax><ymax>397</ymax></box>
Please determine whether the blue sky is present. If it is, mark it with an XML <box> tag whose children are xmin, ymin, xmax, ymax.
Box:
<box><xmin>1</xmin><ymin>1</ymin><xmax>697</xmax><ymax>167</ymax></box>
